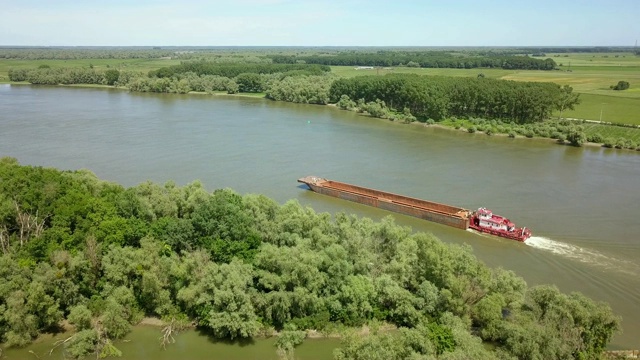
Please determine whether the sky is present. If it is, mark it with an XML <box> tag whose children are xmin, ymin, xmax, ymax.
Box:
<box><xmin>1</xmin><ymin>0</ymin><xmax>639</xmax><ymax>47</ymax></box>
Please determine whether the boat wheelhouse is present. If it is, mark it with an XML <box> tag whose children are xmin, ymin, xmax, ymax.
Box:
<box><xmin>469</xmin><ymin>207</ymin><xmax>531</xmax><ymax>242</ymax></box>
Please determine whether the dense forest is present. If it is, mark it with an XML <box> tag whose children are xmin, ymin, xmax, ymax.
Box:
<box><xmin>0</xmin><ymin>158</ymin><xmax>620</xmax><ymax>359</ymax></box>
<box><xmin>148</xmin><ymin>62</ymin><xmax>331</xmax><ymax>78</ymax></box>
<box><xmin>329</xmin><ymin>74</ymin><xmax>579</xmax><ymax>123</ymax></box>
<box><xmin>270</xmin><ymin>52</ymin><xmax>557</xmax><ymax>70</ymax></box>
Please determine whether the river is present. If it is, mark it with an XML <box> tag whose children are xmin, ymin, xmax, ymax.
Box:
<box><xmin>1</xmin><ymin>84</ymin><xmax>639</xmax><ymax>354</ymax></box>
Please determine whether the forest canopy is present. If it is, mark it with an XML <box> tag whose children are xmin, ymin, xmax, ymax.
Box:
<box><xmin>0</xmin><ymin>158</ymin><xmax>620</xmax><ymax>359</ymax></box>
<box><xmin>329</xmin><ymin>74</ymin><xmax>579</xmax><ymax>123</ymax></box>
<box><xmin>270</xmin><ymin>52</ymin><xmax>557</xmax><ymax>70</ymax></box>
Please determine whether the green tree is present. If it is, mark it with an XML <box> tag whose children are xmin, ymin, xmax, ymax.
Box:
<box><xmin>104</xmin><ymin>69</ymin><xmax>120</xmax><ymax>86</ymax></box>
<box><xmin>235</xmin><ymin>73</ymin><xmax>264</xmax><ymax>92</ymax></box>
<box><xmin>68</xmin><ymin>304</ymin><xmax>93</xmax><ymax>331</ymax></box>
<box><xmin>64</xmin><ymin>329</ymin><xmax>98</xmax><ymax>359</ymax></box>
<box><xmin>556</xmin><ymin>85</ymin><xmax>580</xmax><ymax>119</ymax></box>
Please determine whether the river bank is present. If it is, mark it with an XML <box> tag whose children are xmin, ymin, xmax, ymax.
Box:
<box><xmin>5</xmin><ymin>80</ymin><xmax>639</xmax><ymax>151</ymax></box>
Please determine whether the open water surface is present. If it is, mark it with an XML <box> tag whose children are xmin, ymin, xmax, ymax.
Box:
<box><xmin>1</xmin><ymin>84</ymin><xmax>639</xmax><ymax>354</ymax></box>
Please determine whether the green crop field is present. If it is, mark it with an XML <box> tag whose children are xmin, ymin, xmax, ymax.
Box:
<box><xmin>559</xmin><ymin>94</ymin><xmax>640</xmax><ymax>125</ymax></box>
<box><xmin>331</xmin><ymin>52</ymin><xmax>640</xmax><ymax>125</ymax></box>
<box><xmin>581</xmin><ymin>123</ymin><xmax>640</xmax><ymax>142</ymax></box>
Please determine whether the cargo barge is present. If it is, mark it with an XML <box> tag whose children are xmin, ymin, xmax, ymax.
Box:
<box><xmin>298</xmin><ymin>176</ymin><xmax>531</xmax><ymax>241</ymax></box>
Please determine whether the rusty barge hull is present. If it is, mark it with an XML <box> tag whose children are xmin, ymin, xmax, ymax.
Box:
<box><xmin>298</xmin><ymin>176</ymin><xmax>470</xmax><ymax>230</ymax></box>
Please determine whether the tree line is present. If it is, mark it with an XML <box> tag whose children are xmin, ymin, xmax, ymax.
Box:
<box><xmin>8</xmin><ymin>65</ymin><xmax>335</xmax><ymax>104</ymax></box>
<box><xmin>148</xmin><ymin>62</ymin><xmax>330</xmax><ymax>79</ymax></box>
<box><xmin>0</xmin><ymin>158</ymin><xmax>620</xmax><ymax>359</ymax></box>
<box><xmin>270</xmin><ymin>52</ymin><xmax>557</xmax><ymax>70</ymax></box>
<box><xmin>0</xmin><ymin>48</ymin><xmax>177</xmax><ymax>60</ymax></box>
<box><xmin>329</xmin><ymin>74</ymin><xmax>580</xmax><ymax>123</ymax></box>
<box><xmin>8</xmin><ymin>67</ymin><xmax>140</xmax><ymax>86</ymax></box>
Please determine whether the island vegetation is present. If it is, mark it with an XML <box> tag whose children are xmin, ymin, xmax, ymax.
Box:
<box><xmin>0</xmin><ymin>158</ymin><xmax>621</xmax><ymax>359</ymax></box>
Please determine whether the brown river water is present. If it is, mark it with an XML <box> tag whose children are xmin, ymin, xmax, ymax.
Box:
<box><xmin>0</xmin><ymin>85</ymin><xmax>638</xmax><ymax>356</ymax></box>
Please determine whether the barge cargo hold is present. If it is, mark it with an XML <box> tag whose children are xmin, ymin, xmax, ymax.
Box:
<box><xmin>297</xmin><ymin>176</ymin><xmax>470</xmax><ymax>230</ymax></box>
<box><xmin>298</xmin><ymin>176</ymin><xmax>531</xmax><ymax>241</ymax></box>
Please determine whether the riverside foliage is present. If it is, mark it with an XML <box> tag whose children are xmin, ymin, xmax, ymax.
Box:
<box><xmin>0</xmin><ymin>158</ymin><xmax>620</xmax><ymax>359</ymax></box>
<box><xmin>270</xmin><ymin>52</ymin><xmax>557</xmax><ymax>70</ymax></box>
<box><xmin>329</xmin><ymin>74</ymin><xmax>579</xmax><ymax>123</ymax></box>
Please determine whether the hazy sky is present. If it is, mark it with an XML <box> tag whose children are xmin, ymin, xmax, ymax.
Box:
<box><xmin>1</xmin><ymin>0</ymin><xmax>638</xmax><ymax>46</ymax></box>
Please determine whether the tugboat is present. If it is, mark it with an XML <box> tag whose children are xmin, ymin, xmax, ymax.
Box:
<box><xmin>469</xmin><ymin>208</ymin><xmax>531</xmax><ymax>242</ymax></box>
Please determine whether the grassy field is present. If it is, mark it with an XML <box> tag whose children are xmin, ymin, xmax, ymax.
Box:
<box><xmin>331</xmin><ymin>52</ymin><xmax>640</xmax><ymax>125</ymax></box>
<box><xmin>581</xmin><ymin>122</ymin><xmax>640</xmax><ymax>142</ymax></box>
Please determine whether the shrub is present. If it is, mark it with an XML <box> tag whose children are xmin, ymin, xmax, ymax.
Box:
<box><xmin>587</xmin><ymin>133</ymin><xmax>604</xmax><ymax>143</ymax></box>
<box><xmin>566</xmin><ymin>130</ymin><xmax>586</xmax><ymax>147</ymax></box>
<box><xmin>361</xmin><ymin>99</ymin><xmax>390</xmax><ymax>118</ymax></box>
<box><xmin>468</xmin><ymin>126</ymin><xmax>477</xmax><ymax>133</ymax></box>
<box><xmin>508</xmin><ymin>131</ymin><xmax>516</xmax><ymax>138</ymax></box>
<box><xmin>603</xmin><ymin>137</ymin><xmax>615</xmax><ymax>148</ymax></box>
<box><xmin>337</xmin><ymin>95</ymin><xmax>356</xmax><ymax>110</ymax></box>
<box><xmin>611</xmin><ymin>81</ymin><xmax>630</xmax><ymax>90</ymax></box>
<box><xmin>537</xmin><ymin>130</ymin><xmax>550</xmax><ymax>138</ymax></box>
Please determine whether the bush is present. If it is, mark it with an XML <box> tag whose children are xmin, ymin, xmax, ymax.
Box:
<box><xmin>226</xmin><ymin>81</ymin><xmax>239</xmax><ymax>94</ymax></box>
<box><xmin>556</xmin><ymin>134</ymin><xmax>566</xmax><ymax>143</ymax></box>
<box><xmin>566</xmin><ymin>130</ymin><xmax>586</xmax><ymax>147</ymax></box>
<box><xmin>624</xmin><ymin>139</ymin><xmax>636</xmax><ymax>149</ymax></box>
<box><xmin>468</xmin><ymin>126</ymin><xmax>477</xmax><ymax>133</ymax></box>
<box><xmin>337</xmin><ymin>95</ymin><xmax>357</xmax><ymax>110</ymax></box>
<box><xmin>611</xmin><ymin>81</ymin><xmax>630</xmax><ymax>91</ymax></box>
<box><xmin>536</xmin><ymin>130</ymin><xmax>550</xmax><ymax>138</ymax></box>
<box><xmin>508</xmin><ymin>131</ymin><xmax>516</xmax><ymax>138</ymax></box>
<box><xmin>587</xmin><ymin>133</ymin><xmax>604</xmax><ymax>143</ymax></box>
<box><xmin>361</xmin><ymin>99</ymin><xmax>390</xmax><ymax>118</ymax></box>
<box><xmin>603</xmin><ymin>137</ymin><xmax>615</xmax><ymax>148</ymax></box>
